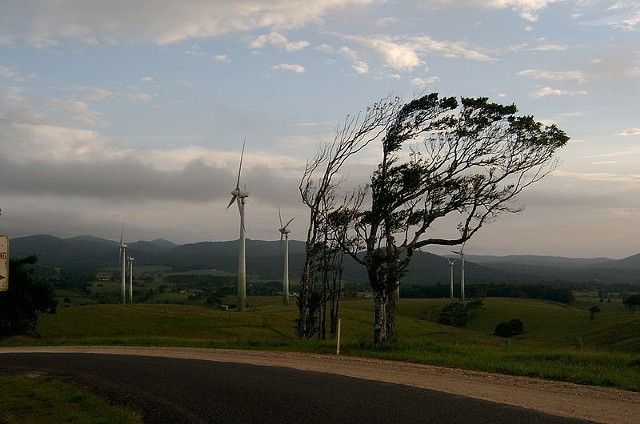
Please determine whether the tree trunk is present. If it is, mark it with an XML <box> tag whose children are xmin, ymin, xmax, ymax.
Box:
<box><xmin>386</xmin><ymin>286</ymin><xmax>397</xmax><ymax>341</ymax></box>
<box><xmin>373</xmin><ymin>291</ymin><xmax>389</xmax><ymax>343</ymax></box>
<box><xmin>296</xmin><ymin>252</ymin><xmax>315</xmax><ymax>338</ymax></box>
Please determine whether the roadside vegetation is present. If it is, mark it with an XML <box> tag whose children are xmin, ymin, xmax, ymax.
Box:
<box><xmin>0</xmin><ymin>371</ymin><xmax>142</xmax><ymax>423</ymax></box>
<box><xmin>3</xmin><ymin>295</ymin><xmax>639</xmax><ymax>391</ymax></box>
<box><xmin>2</xmin><ymin>257</ymin><xmax>639</xmax><ymax>423</ymax></box>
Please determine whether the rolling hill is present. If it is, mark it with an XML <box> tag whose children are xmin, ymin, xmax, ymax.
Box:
<box><xmin>9</xmin><ymin>234</ymin><xmax>640</xmax><ymax>286</ymax></box>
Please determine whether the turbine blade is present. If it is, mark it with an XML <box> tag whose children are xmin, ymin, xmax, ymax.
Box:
<box><xmin>227</xmin><ymin>195</ymin><xmax>237</xmax><ymax>210</ymax></box>
<box><xmin>235</xmin><ymin>138</ymin><xmax>245</xmax><ymax>190</ymax></box>
<box><xmin>278</xmin><ymin>208</ymin><xmax>283</xmax><ymax>227</ymax></box>
<box><xmin>284</xmin><ymin>218</ymin><xmax>294</xmax><ymax>229</ymax></box>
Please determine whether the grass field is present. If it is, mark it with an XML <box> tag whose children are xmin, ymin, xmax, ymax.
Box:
<box><xmin>3</xmin><ymin>296</ymin><xmax>639</xmax><ymax>391</ymax></box>
<box><xmin>0</xmin><ymin>372</ymin><xmax>142</xmax><ymax>423</ymax></box>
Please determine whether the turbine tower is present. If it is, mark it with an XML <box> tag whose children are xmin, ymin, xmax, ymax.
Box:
<box><xmin>278</xmin><ymin>210</ymin><xmax>294</xmax><ymax>306</ymax></box>
<box><xmin>227</xmin><ymin>140</ymin><xmax>248</xmax><ymax>312</ymax></box>
<box><xmin>451</xmin><ymin>245</ymin><xmax>466</xmax><ymax>302</ymax></box>
<box><xmin>127</xmin><ymin>256</ymin><xmax>134</xmax><ymax>303</ymax></box>
<box><xmin>118</xmin><ymin>225</ymin><xmax>127</xmax><ymax>305</ymax></box>
<box><xmin>447</xmin><ymin>258</ymin><xmax>456</xmax><ymax>300</ymax></box>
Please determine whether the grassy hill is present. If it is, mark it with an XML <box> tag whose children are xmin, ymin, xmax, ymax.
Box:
<box><xmin>4</xmin><ymin>296</ymin><xmax>639</xmax><ymax>391</ymax></box>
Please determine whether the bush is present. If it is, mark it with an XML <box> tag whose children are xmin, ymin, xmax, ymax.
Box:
<box><xmin>494</xmin><ymin>319</ymin><xmax>524</xmax><ymax>338</ymax></box>
<box><xmin>438</xmin><ymin>301</ymin><xmax>484</xmax><ymax>328</ymax></box>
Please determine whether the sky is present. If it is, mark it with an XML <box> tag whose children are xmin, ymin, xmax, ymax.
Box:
<box><xmin>0</xmin><ymin>0</ymin><xmax>639</xmax><ymax>259</ymax></box>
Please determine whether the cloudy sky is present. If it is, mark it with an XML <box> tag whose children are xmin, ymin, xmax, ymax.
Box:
<box><xmin>1</xmin><ymin>0</ymin><xmax>638</xmax><ymax>259</ymax></box>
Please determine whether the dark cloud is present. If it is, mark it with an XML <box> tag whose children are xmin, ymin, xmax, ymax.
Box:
<box><xmin>0</xmin><ymin>155</ymin><xmax>301</xmax><ymax>207</ymax></box>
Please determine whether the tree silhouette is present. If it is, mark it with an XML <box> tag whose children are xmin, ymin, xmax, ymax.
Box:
<box><xmin>0</xmin><ymin>255</ymin><xmax>57</xmax><ymax>338</ymax></box>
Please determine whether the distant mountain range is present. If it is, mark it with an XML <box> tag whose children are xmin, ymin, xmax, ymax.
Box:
<box><xmin>9</xmin><ymin>234</ymin><xmax>640</xmax><ymax>286</ymax></box>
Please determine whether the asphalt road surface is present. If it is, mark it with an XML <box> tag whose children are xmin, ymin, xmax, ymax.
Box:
<box><xmin>1</xmin><ymin>353</ymin><xmax>593</xmax><ymax>424</ymax></box>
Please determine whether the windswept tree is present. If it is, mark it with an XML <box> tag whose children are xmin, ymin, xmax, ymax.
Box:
<box><xmin>297</xmin><ymin>96</ymin><xmax>401</xmax><ymax>338</ymax></box>
<box><xmin>332</xmin><ymin>93</ymin><xmax>568</xmax><ymax>342</ymax></box>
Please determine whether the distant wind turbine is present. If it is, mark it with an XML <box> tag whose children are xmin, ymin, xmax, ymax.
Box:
<box><xmin>127</xmin><ymin>255</ymin><xmax>134</xmax><ymax>303</ymax></box>
<box><xmin>447</xmin><ymin>258</ymin><xmax>456</xmax><ymax>300</ymax></box>
<box><xmin>451</xmin><ymin>244</ymin><xmax>466</xmax><ymax>302</ymax></box>
<box><xmin>278</xmin><ymin>210</ymin><xmax>294</xmax><ymax>306</ymax></box>
<box><xmin>227</xmin><ymin>140</ymin><xmax>249</xmax><ymax>312</ymax></box>
<box><xmin>118</xmin><ymin>224</ymin><xmax>127</xmax><ymax>305</ymax></box>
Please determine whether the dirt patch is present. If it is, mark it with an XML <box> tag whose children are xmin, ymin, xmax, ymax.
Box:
<box><xmin>2</xmin><ymin>346</ymin><xmax>638</xmax><ymax>423</ymax></box>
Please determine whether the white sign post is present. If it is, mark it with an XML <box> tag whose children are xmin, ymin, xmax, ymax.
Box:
<box><xmin>0</xmin><ymin>235</ymin><xmax>8</xmax><ymax>292</ymax></box>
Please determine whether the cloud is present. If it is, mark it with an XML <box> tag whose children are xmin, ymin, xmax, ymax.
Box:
<box><xmin>0</xmin><ymin>65</ymin><xmax>32</xmax><ymax>82</ymax></box>
<box><xmin>604</xmin><ymin>1</ymin><xmax>640</xmax><ymax>30</ymax></box>
<box><xmin>553</xmin><ymin>170</ymin><xmax>640</xmax><ymax>186</ymax></box>
<box><xmin>2</xmin><ymin>94</ymin><xmax>103</xmax><ymax>126</ymax></box>
<box><xmin>214</xmin><ymin>54</ymin><xmax>231</xmax><ymax>63</ymax></box>
<box><xmin>411</xmin><ymin>36</ymin><xmax>494</xmax><ymax>62</ymax></box>
<box><xmin>508</xmin><ymin>38</ymin><xmax>567</xmax><ymax>52</ymax></box>
<box><xmin>615</xmin><ymin>128</ymin><xmax>640</xmax><ymax>136</ymax></box>
<box><xmin>77</xmin><ymin>87</ymin><xmax>113</xmax><ymax>101</ymax></box>
<box><xmin>1</xmin><ymin>0</ymin><xmax>377</xmax><ymax>46</ymax></box>
<box><xmin>411</xmin><ymin>76</ymin><xmax>440</xmax><ymax>87</ymax></box>
<box><xmin>530</xmin><ymin>87</ymin><xmax>588</xmax><ymax>98</ymax></box>
<box><xmin>0</xmin><ymin>121</ymin><xmax>304</xmax><ymax>207</ymax></box>
<box><xmin>343</xmin><ymin>34</ymin><xmax>493</xmax><ymax>72</ymax></box>
<box><xmin>484</xmin><ymin>0</ymin><xmax>566</xmax><ymax>22</ymax></box>
<box><xmin>250</xmin><ymin>32</ymin><xmax>310</xmax><ymax>52</ymax></box>
<box><xmin>126</xmin><ymin>92</ymin><xmax>153</xmax><ymax>102</ymax></box>
<box><xmin>518</xmin><ymin>69</ymin><xmax>587</xmax><ymax>83</ymax></box>
<box><xmin>426</xmin><ymin>0</ymin><xmax>565</xmax><ymax>22</ymax></box>
<box><xmin>346</xmin><ymin>36</ymin><xmax>422</xmax><ymax>70</ymax></box>
<box><xmin>351</xmin><ymin>60</ymin><xmax>369</xmax><ymax>74</ymax></box>
<box><xmin>272</xmin><ymin>63</ymin><xmax>306</xmax><ymax>73</ymax></box>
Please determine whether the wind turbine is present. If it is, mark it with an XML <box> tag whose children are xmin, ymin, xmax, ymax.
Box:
<box><xmin>447</xmin><ymin>258</ymin><xmax>456</xmax><ymax>300</ymax></box>
<box><xmin>227</xmin><ymin>140</ymin><xmax>249</xmax><ymax>312</ymax></box>
<box><xmin>127</xmin><ymin>255</ymin><xmax>134</xmax><ymax>303</ymax></box>
<box><xmin>451</xmin><ymin>244</ymin><xmax>466</xmax><ymax>302</ymax></box>
<box><xmin>118</xmin><ymin>224</ymin><xmax>127</xmax><ymax>305</ymax></box>
<box><xmin>278</xmin><ymin>210</ymin><xmax>294</xmax><ymax>306</ymax></box>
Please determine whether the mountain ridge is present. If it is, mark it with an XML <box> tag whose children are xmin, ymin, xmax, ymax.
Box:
<box><xmin>8</xmin><ymin>234</ymin><xmax>640</xmax><ymax>285</ymax></box>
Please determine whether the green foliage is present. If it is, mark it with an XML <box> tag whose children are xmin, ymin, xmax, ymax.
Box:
<box><xmin>494</xmin><ymin>319</ymin><xmax>524</xmax><ymax>338</ymax></box>
<box><xmin>437</xmin><ymin>300</ymin><xmax>483</xmax><ymax>327</ymax></box>
<box><xmin>3</xmin><ymin>297</ymin><xmax>640</xmax><ymax>391</ymax></box>
<box><xmin>295</xmin><ymin>288</ymin><xmax>322</xmax><ymax>339</ymax></box>
<box><xmin>623</xmin><ymin>295</ymin><xmax>640</xmax><ymax>313</ymax></box>
<box><xmin>0</xmin><ymin>256</ymin><xmax>57</xmax><ymax>338</ymax></box>
<box><xmin>0</xmin><ymin>372</ymin><xmax>142</xmax><ymax>423</ymax></box>
<box><xmin>404</xmin><ymin>283</ymin><xmax>575</xmax><ymax>304</ymax></box>
<box><xmin>589</xmin><ymin>306</ymin><xmax>601</xmax><ymax>321</ymax></box>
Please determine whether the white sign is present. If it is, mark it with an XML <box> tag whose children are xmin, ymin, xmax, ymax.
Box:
<box><xmin>0</xmin><ymin>235</ymin><xmax>8</xmax><ymax>292</ymax></box>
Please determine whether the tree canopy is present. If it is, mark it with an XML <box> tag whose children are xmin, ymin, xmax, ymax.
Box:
<box><xmin>299</xmin><ymin>93</ymin><xmax>569</xmax><ymax>342</ymax></box>
<box><xmin>0</xmin><ymin>255</ymin><xmax>57</xmax><ymax>338</ymax></box>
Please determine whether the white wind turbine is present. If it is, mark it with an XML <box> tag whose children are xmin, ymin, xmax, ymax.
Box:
<box><xmin>118</xmin><ymin>224</ymin><xmax>127</xmax><ymax>305</ymax></box>
<box><xmin>127</xmin><ymin>255</ymin><xmax>134</xmax><ymax>303</ymax></box>
<box><xmin>227</xmin><ymin>141</ymin><xmax>249</xmax><ymax>312</ymax></box>
<box><xmin>452</xmin><ymin>242</ymin><xmax>466</xmax><ymax>302</ymax></box>
<box><xmin>278</xmin><ymin>210</ymin><xmax>294</xmax><ymax>306</ymax></box>
<box><xmin>447</xmin><ymin>258</ymin><xmax>456</xmax><ymax>300</ymax></box>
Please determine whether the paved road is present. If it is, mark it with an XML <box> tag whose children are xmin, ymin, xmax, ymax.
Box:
<box><xmin>1</xmin><ymin>353</ymin><xmax>593</xmax><ymax>424</ymax></box>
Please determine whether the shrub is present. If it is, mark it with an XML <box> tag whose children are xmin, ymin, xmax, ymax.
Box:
<box><xmin>438</xmin><ymin>301</ymin><xmax>484</xmax><ymax>328</ymax></box>
<box><xmin>494</xmin><ymin>319</ymin><xmax>524</xmax><ymax>338</ymax></box>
